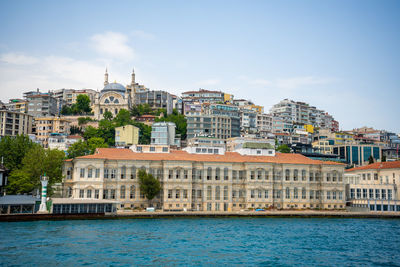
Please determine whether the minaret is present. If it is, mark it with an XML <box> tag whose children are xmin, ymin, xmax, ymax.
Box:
<box><xmin>131</xmin><ymin>67</ymin><xmax>136</xmax><ymax>91</ymax></box>
<box><xmin>104</xmin><ymin>68</ymin><xmax>109</xmax><ymax>87</ymax></box>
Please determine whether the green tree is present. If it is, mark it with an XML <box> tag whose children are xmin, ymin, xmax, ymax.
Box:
<box><xmin>132</xmin><ymin>121</ymin><xmax>151</xmax><ymax>144</ymax></box>
<box><xmin>70</xmin><ymin>125</ymin><xmax>83</xmax><ymax>135</ymax></box>
<box><xmin>0</xmin><ymin>135</ymin><xmax>37</xmax><ymax>171</ymax></box>
<box><xmin>61</xmin><ymin>105</ymin><xmax>72</xmax><ymax>115</ymax></box>
<box><xmin>6</xmin><ymin>146</ymin><xmax>65</xmax><ymax>196</ymax></box>
<box><xmin>78</xmin><ymin>116</ymin><xmax>93</xmax><ymax>126</ymax></box>
<box><xmin>87</xmin><ymin>137</ymin><xmax>108</xmax><ymax>153</ymax></box>
<box><xmin>368</xmin><ymin>155</ymin><xmax>374</xmax><ymax>164</ymax></box>
<box><xmin>277</xmin><ymin>144</ymin><xmax>291</xmax><ymax>153</ymax></box>
<box><xmin>76</xmin><ymin>94</ymin><xmax>92</xmax><ymax>114</ymax></box>
<box><xmin>138</xmin><ymin>169</ymin><xmax>161</xmax><ymax>206</ymax></box>
<box><xmin>83</xmin><ymin>125</ymin><xmax>99</xmax><ymax>140</ymax></box>
<box><xmin>114</xmin><ymin>109</ymin><xmax>132</xmax><ymax>127</ymax></box>
<box><xmin>67</xmin><ymin>140</ymin><xmax>90</xmax><ymax>159</ymax></box>
<box><xmin>98</xmin><ymin>119</ymin><xmax>115</xmax><ymax>146</ymax></box>
<box><xmin>103</xmin><ymin>111</ymin><xmax>113</xmax><ymax>121</ymax></box>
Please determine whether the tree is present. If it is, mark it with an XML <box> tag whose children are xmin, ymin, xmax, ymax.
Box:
<box><xmin>83</xmin><ymin>126</ymin><xmax>99</xmax><ymax>140</ymax></box>
<box><xmin>61</xmin><ymin>105</ymin><xmax>72</xmax><ymax>115</ymax></box>
<box><xmin>78</xmin><ymin>116</ymin><xmax>93</xmax><ymax>126</ymax></box>
<box><xmin>75</xmin><ymin>94</ymin><xmax>92</xmax><ymax>114</ymax></box>
<box><xmin>114</xmin><ymin>109</ymin><xmax>132</xmax><ymax>127</ymax></box>
<box><xmin>6</xmin><ymin>146</ymin><xmax>65</xmax><ymax>196</ymax></box>
<box><xmin>277</xmin><ymin>144</ymin><xmax>290</xmax><ymax>153</ymax></box>
<box><xmin>70</xmin><ymin>125</ymin><xmax>83</xmax><ymax>135</ymax></box>
<box><xmin>0</xmin><ymin>135</ymin><xmax>37</xmax><ymax>171</ymax></box>
<box><xmin>87</xmin><ymin>137</ymin><xmax>108</xmax><ymax>153</ymax></box>
<box><xmin>98</xmin><ymin>119</ymin><xmax>115</xmax><ymax>146</ymax></box>
<box><xmin>138</xmin><ymin>169</ymin><xmax>161</xmax><ymax>206</ymax></box>
<box><xmin>368</xmin><ymin>155</ymin><xmax>374</xmax><ymax>164</ymax></box>
<box><xmin>103</xmin><ymin>111</ymin><xmax>113</xmax><ymax>121</ymax></box>
<box><xmin>67</xmin><ymin>140</ymin><xmax>90</xmax><ymax>159</ymax></box>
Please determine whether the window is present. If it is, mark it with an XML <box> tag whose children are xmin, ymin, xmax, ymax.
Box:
<box><xmin>251</xmin><ymin>171</ymin><xmax>255</xmax><ymax>180</ymax></box>
<box><xmin>363</xmin><ymin>189</ymin><xmax>367</xmax><ymax>199</ymax></box>
<box><xmin>207</xmin><ymin>168</ymin><xmax>212</xmax><ymax>180</ymax></box>
<box><xmin>257</xmin><ymin>170</ymin><xmax>262</xmax><ymax>180</ymax></box>
<box><xmin>87</xmin><ymin>189</ymin><xmax>92</xmax><ymax>198</ymax></box>
<box><xmin>215</xmin><ymin>168</ymin><xmax>220</xmax><ymax>180</ymax></box>
<box><xmin>95</xmin><ymin>189</ymin><xmax>99</xmax><ymax>199</ymax></box>
<box><xmin>103</xmin><ymin>189</ymin><xmax>108</xmax><ymax>199</ymax></box>
<box><xmin>251</xmin><ymin>189</ymin><xmax>255</xmax><ymax>198</ymax></box>
<box><xmin>294</xmin><ymin>187</ymin><xmax>298</xmax><ymax>199</ymax></box>
<box><xmin>285</xmin><ymin>170</ymin><xmax>290</xmax><ymax>181</ymax></box>
<box><xmin>131</xmin><ymin>167</ymin><xmax>136</xmax><ymax>179</ymax></box>
<box><xmin>388</xmin><ymin>189</ymin><xmax>392</xmax><ymax>200</ymax></box>
<box><xmin>224</xmin><ymin>186</ymin><xmax>228</xmax><ymax>200</ymax></box>
<box><xmin>183</xmin><ymin>189</ymin><xmax>188</xmax><ymax>199</ymax></box>
<box><xmin>264</xmin><ymin>190</ymin><xmax>269</xmax><ymax>198</ymax></box>
<box><xmin>302</xmin><ymin>188</ymin><xmax>306</xmax><ymax>199</ymax></box>
<box><xmin>80</xmin><ymin>168</ymin><xmax>85</xmax><ymax>178</ymax></box>
<box><xmin>88</xmin><ymin>168</ymin><xmax>92</xmax><ymax>178</ymax></box>
<box><xmin>192</xmin><ymin>168</ymin><xmax>197</xmax><ymax>180</ymax></box>
<box><xmin>130</xmin><ymin>186</ymin><xmax>135</xmax><ymax>199</ymax></box>
<box><xmin>168</xmin><ymin>190</ymin><xmax>172</xmax><ymax>199</ymax></box>
<box><xmin>339</xmin><ymin>191</ymin><xmax>343</xmax><ymax>200</ymax></box>
<box><xmin>224</xmin><ymin>168</ymin><xmax>229</xmax><ymax>180</ymax></box>
<box><xmin>357</xmin><ymin>188</ymin><xmax>361</xmax><ymax>199</ymax></box>
<box><xmin>310</xmin><ymin>190</ymin><xmax>314</xmax><ymax>199</ymax></box>
<box><xmin>375</xmin><ymin>189</ymin><xmax>380</xmax><ymax>199</ymax></box>
<box><xmin>110</xmin><ymin>189</ymin><xmax>116</xmax><ymax>199</ymax></box>
<box><xmin>215</xmin><ymin>186</ymin><xmax>220</xmax><ymax>200</ymax></box>
<box><xmin>95</xmin><ymin>169</ymin><xmax>100</xmax><ymax>178</ymax></box>
<box><xmin>381</xmin><ymin>189</ymin><xmax>386</xmax><ymax>199</ymax></box>
<box><xmin>350</xmin><ymin>189</ymin><xmax>355</xmax><ymax>199</ymax></box>
<box><xmin>79</xmin><ymin>189</ymin><xmax>84</xmax><ymax>198</ymax></box>
<box><xmin>369</xmin><ymin>189</ymin><xmax>374</xmax><ymax>199</ymax></box>
<box><xmin>104</xmin><ymin>168</ymin><xmax>109</xmax><ymax>178</ymax></box>
<box><xmin>207</xmin><ymin>186</ymin><xmax>212</xmax><ymax>200</ymax></box>
<box><xmin>293</xmin><ymin>170</ymin><xmax>298</xmax><ymax>181</ymax></box>
<box><xmin>121</xmin><ymin>166</ymin><xmax>126</xmax><ymax>179</ymax></box>
<box><xmin>285</xmin><ymin>187</ymin><xmax>290</xmax><ymax>199</ymax></box>
<box><xmin>239</xmin><ymin>170</ymin><xmax>246</xmax><ymax>180</ymax></box>
<box><xmin>232</xmin><ymin>170</ymin><xmax>238</xmax><ymax>180</ymax></box>
<box><xmin>150</xmin><ymin>146</ymin><xmax>155</xmax><ymax>152</ymax></box>
<box><xmin>169</xmin><ymin>170</ymin><xmax>173</xmax><ymax>179</ymax></box>
<box><xmin>326</xmin><ymin>173</ymin><xmax>331</xmax><ymax>182</ymax></box>
<box><xmin>258</xmin><ymin>189</ymin><xmax>262</xmax><ymax>198</ymax></box>
<box><xmin>309</xmin><ymin>172</ymin><xmax>314</xmax><ymax>182</ymax></box>
<box><xmin>332</xmin><ymin>172</ymin><xmax>337</xmax><ymax>182</ymax></box>
<box><xmin>176</xmin><ymin>169</ymin><xmax>181</xmax><ymax>179</ymax></box>
<box><xmin>265</xmin><ymin>171</ymin><xmax>269</xmax><ymax>180</ymax></box>
<box><xmin>120</xmin><ymin>186</ymin><xmax>126</xmax><ymax>199</ymax></box>
<box><xmin>302</xmin><ymin>170</ymin><xmax>306</xmax><ymax>181</ymax></box>
<box><xmin>111</xmin><ymin>169</ymin><xmax>116</xmax><ymax>179</ymax></box>
<box><xmin>184</xmin><ymin>170</ymin><xmax>188</xmax><ymax>179</ymax></box>
<box><xmin>176</xmin><ymin>189</ymin><xmax>180</xmax><ymax>199</ymax></box>
<box><xmin>332</xmin><ymin>191</ymin><xmax>337</xmax><ymax>200</ymax></box>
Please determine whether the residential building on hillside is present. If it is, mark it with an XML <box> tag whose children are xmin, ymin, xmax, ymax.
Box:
<box><xmin>345</xmin><ymin>161</ymin><xmax>400</xmax><ymax>211</ymax></box>
<box><xmin>239</xmin><ymin>108</ymin><xmax>258</xmax><ymax>134</ymax></box>
<box><xmin>35</xmin><ymin>117</ymin><xmax>70</xmax><ymax>147</ymax></box>
<box><xmin>0</xmin><ymin>110</ymin><xmax>33</xmax><ymax>137</ymax></box>
<box><xmin>151</xmin><ymin>122</ymin><xmax>180</xmax><ymax>147</ymax></box>
<box><xmin>5</xmin><ymin>99</ymin><xmax>29</xmax><ymax>113</ymax></box>
<box><xmin>181</xmin><ymin>89</ymin><xmax>226</xmax><ymax>104</ymax></box>
<box><xmin>184</xmin><ymin>136</ymin><xmax>226</xmax><ymax>155</ymax></box>
<box><xmin>333</xmin><ymin>144</ymin><xmax>381</xmax><ymax>166</ymax></box>
<box><xmin>48</xmin><ymin>134</ymin><xmax>83</xmax><ymax>152</ymax></box>
<box><xmin>115</xmin><ymin>125</ymin><xmax>139</xmax><ymax>147</ymax></box>
<box><xmin>53</xmin><ymin>88</ymin><xmax>97</xmax><ymax>113</ymax></box>
<box><xmin>62</xmin><ymin>147</ymin><xmax>346</xmax><ymax>211</ymax></box>
<box><xmin>257</xmin><ymin>113</ymin><xmax>273</xmax><ymax>137</ymax></box>
<box><xmin>24</xmin><ymin>90</ymin><xmax>58</xmax><ymax>117</ymax></box>
<box><xmin>134</xmin><ymin>90</ymin><xmax>173</xmax><ymax>115</ymax></box>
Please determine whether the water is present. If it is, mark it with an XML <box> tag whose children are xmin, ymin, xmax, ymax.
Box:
<box><xmin>1</xmin><ymin>218</ymin><xmax>400</xmax><ymax>266</ymax></box>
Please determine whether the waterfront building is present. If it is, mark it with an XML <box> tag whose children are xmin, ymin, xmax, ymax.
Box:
<box><xmin>115</xmin><ymin>125</ymin><xmax>139</xmax><ymax>147</ymax></box>
<box><xmin>62</xmin><ymin>147</ymin><xmax>346</xmax><ymax>211</ymax></box>
<box><xmin>0</xmin><ymin>195</ymin><xmax>40</xmax><ymax>214</ymax></box>
<box><xmin>35</xmin><ymin>116</ymin><xmax>70</xmax><ymax>147</ymax></box>
<box><xmin>345</xmin><ymin>161</ymin><xmax>400</xmax><ymax>211</ymax></box>
<box><xmin>0</xmin><ymin>110</ymin><xmax>33</xmax><ymax>137</ymax></box>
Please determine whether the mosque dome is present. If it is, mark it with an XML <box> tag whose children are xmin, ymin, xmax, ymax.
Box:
<box><xmin>101</xmin><ymin>82</ymin><xmax>126</xmax><ymax>93</ymax></box>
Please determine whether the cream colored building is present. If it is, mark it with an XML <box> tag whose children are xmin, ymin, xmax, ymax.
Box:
<box><xmin>345</xmin><ymin>161</ymin><xmax>400</xmax><ymax>211</ymax></box>
<box><xmin>115</xmin><ymin>125</ymin><xmax>139</xmax><ymax>146</ymax></box>
<box><xmin>0</xmin><ymin>110</ymin><xmax>33</xmax><ymax>137</ymax></box>
<box><xmin>63</xmin><ymin>148</ymin><xmax>346</xmax><ymax>211</ymax></box>
<box><xmin>35</xmin><ymin>117</ymin><xmax>70</xmax><ymax>147</ymax></box>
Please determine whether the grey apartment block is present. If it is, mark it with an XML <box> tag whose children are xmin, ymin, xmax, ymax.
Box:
<box><xmin>0</xmin><ymin>110</ymin><xmax>33</xmax><ymax>137</ymax></box>
<box><xmin>25</xmin><ymin>93</ymin><xmax>58</xmax><ymax>117</ymax></box>
<box><xmin>134</xmin><ymin>90</ymin><xmax>173</xmax><ymax>115</ymax></box>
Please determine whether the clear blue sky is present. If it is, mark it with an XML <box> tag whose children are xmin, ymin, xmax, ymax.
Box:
<box><xmin>0</xmin><ymin>0</ymin><xmax>399</xmax><ymax>132</ymax></box>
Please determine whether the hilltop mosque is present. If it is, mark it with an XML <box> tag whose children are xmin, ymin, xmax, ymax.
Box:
<box><xmin>93</xmin><ymin>68</ymin><xmax>143</xmax><ymax>120</ymax></box>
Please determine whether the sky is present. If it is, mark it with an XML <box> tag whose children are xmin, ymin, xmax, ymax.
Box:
<box><xmin>0</xmin><ymin>0</ymin><xmax>399</xmax><ymax>132</ymax></box>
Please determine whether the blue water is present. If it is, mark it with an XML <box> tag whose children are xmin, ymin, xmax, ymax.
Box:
<box><xmin>1</xmin><ymin>218</ymin><xmax>400</xmax><ymax>266</ymax></box>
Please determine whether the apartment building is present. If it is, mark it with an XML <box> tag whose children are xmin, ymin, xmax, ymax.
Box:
<box><xmin>5</xmin><ymin>99</ymin><xmax>29</xmax><ymax>113</ymax></box>
<box><xmin>134</xmin><ymin>90</ymin><xmax>173</xmax><ymax>115</ymax></box>
<box><xmin>0</xmin><ymin>110</ymin><xmax>33</xmax><ymax>137</ymax></box>
<box><xmin>151</xmin><ymin>122</ymin><xmax>180</xmax><ymax>147</ymax></box>
<box><xmin>115</xmin><ymin>125</ymin><xmax>139</xmax><ymax>146</ymax></box>
<box><xmin>181</xmin><ymin>89</ymin><xmax>227</xmax><ymax>104</ymax></box>
<box><xmin>35</xmin><ymin>117</ymin><xmax>70</xmax><ymax>147</ymax></box>
<box><xmin>63</xmin><ymin>147</ymin><xmax>346</xmax><ymax>211</ymax></box>
<box><xmin>345</xmin><ymin>161</ymin><xmax>400</xmax><ymax>211</ymax></box>
<box><xmin>24</xmin><ymin>90</ymin><xmax>58</xmax><ymax>117</ymax></box>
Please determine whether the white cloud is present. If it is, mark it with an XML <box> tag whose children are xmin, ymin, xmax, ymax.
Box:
<box><xmin>197</xmin><ymin>78</ymin><xmax>220</xmax><ymax>86</ymax></box>
<box><xmin>131</xmin><ymin>30</ymin><xmax>156</xmax><ymax>40</ymax></box>
<box><xmin>90</xmin><ymin>31</ymin><xmax>135</xmax><ymax>61</ymax></box>
<box><xmin>0</xmin><ymin>52</ymin><xmax>38</xmax><ymax>65</ymax></box>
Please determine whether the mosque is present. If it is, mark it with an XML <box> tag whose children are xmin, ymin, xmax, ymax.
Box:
<box><xmin>93</xmin><ymin>68</ymin><xmax>147</xmax><ymax>120</ymax></box>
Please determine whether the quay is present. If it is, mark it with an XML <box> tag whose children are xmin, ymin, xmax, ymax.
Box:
<box><xmin>1</xmin><ymin>210</ymin><xmax>400</xmax><ymax>222</ymax></box>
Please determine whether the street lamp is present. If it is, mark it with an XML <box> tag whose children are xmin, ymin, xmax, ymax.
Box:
<box><xmin>38</xmin><ymin>173</ymin><xmax>49</xmax><ymax>213</ymax></box>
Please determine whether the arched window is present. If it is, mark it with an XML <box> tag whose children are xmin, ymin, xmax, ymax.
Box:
<box><xmin>285</xmin><ymin>187</ymin><xmax>290</xmax><ymax>199</ymax></box>
<box><xmin>131</xmin><ymin>166</ymin><xmax>136</xmax><ymax>179</ymax></box>
<box><xmin>302</xmin><ymin>170</ymin><xmax>306</xmax><ymax>181</ymax></box>
<box><xmin>315</xmin><ymin>172</ymin><xmax>321</xmax><ymax>182</ymax></box>
<box><xmin>309</xmin><ymin>171</ymin><xmax>314</xmax><ymax>181</ymax></box>
<box><xmin>224</xmin><ymin>168</ymin><xmax>229</xmax><ymax>180</ymax></box>
<box><xmin>285</xmin><ymin>169</ymin><xmax>290</xmax><ymax>181</ymax></box>
<box><xmin>215</xmin><ymin>168</ymin><xmax>220</xmax><ymax>180</ymax></box>
<box><xmin>120</xmin><ymin>186</ymin><xmax>126</xmax><ymax>199</ymax></box>
<box><xmin>109</xmin><ymin>96</ymin><xmax>114</xmax><ymax>102</ymax></box>
<box><xmin>207</xmin><ymin>167</ymin><xmax>212</xmax><ymax>180</ymax></box>
<box><xmin>294</xmin><ymin>187</ymin><xmax>298</xmax><ymax>199</ymax></box>
<box><xmin>302</xmin><ymin>188</ymin><xmax>307</xmax><ymax>199</ymax></box>
<box><xmin>176</xmin><ymin>169</ymin><xmax>181</xmax><ymax>179</ymax></box>
<box><xmin>121</xmin><ymin>166</ymin><xmax>126</xmax><ymax>179</ymax></box>
<box><xmin>114</xmin><ymin>99</ymin><xmax>119</xmax><ymax>104</ymax></box>
<box><xmin>130</xmin><ymin>185</ymin><xmax>135</xmax><ymax>199</ymax></box>
<box><xmin>257</xmin><ymin>169</ymin><xmax>263</xmax><ymax>180</ymax></box>
<box><xmin>207</xmin><ymin>186</ymin><xmax>212</xmax><ymax>200</ymax></box>
<box><xmin>293</xmin><ymin>170</ymin><xmax>298</xmax><ymax>181</ymax></box>
<box><xmin>104</xmin><ymin>99</ymin><xmax>110</xmax><ymax>104</ymax></box>
<box><xmin>215</xmin><ymin>186</ymin><xmax>220</xmax><ymax>200</ymax></box>
<box><xmin>332</xmin><ymin>171</ymin><xmax>337</xmax><ymax>182</ymax></box>
<box><xmin>223</xmin><ymin>186</ymin><xmax>228</xmax><ymax>200</ymax></box>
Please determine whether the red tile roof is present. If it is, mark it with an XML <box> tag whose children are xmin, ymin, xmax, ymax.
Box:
<box><xmin>74</xmin><ymin>148</ymin><xmax>343</xmax><ymax>166</ymax></box>
<box><xmin>346</xmin><ymin>161</ymin><xmax>400</xmax><ymax>172</ymax></box>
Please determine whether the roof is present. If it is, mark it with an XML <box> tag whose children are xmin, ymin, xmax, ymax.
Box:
<box><xmin>51</xmin><ymin>198</ymin><xmax>119</xmax><ymax>204</ymax></box>
<box><xmin>102</xmin><ymin>82</ymin><xmax>126</xmax><ymax>93</ymax></box>
<box><xmin>182</xmin><ymin>89</ymin><xmax>223</xmax><ymax>95</ymax></box>
<box><xmin>68</xmin><ymin>135</ymin><xmax>83</xmax><ymax>139</ymax></box>
<box><xmin>138</xmin><ymin>115</ymin><xmax>155</xmax><ymax>118</ymax></box>
<box><xmin>346</xmin><ymin>161</ymin><xmax>400</xmax><ymax>172</ymax></box>
<box><xmin>74</xmin><ymin>148</ymin><xmax>343</xmax><ymax>166</ymax></box>
<box><xmin>0</xmin><ymin>195</ymin><xmax>39</xmax><ymax>205</ymax></box>
<box><xmin>242</xmin><ymin>142</ymin><xmax>274</xmax><ymax>149</ymax></box>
